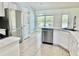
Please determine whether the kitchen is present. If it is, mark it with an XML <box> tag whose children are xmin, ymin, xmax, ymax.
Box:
<box><xmin>0</xmin><ymin>2</ymin><xmax>79</xmax><ymax>56</ymax></box>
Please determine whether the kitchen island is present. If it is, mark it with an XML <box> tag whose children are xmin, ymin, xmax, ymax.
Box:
<box><xmin>41</xmin><ymin>27</ymin><xmax>69</xmax><ymax>44</ymax></box>
<box><xmin>0</xmin><ymin>36</ymin><xmax>20</xmax><ymax>56</ymax></box>
<box><xmin>41</xmin><ymin>27</ymin><xmax>79</xmax><ymax>56</ymax></box>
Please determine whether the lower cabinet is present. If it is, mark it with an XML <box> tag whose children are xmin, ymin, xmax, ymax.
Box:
<box><xmin>68</xmin><ymin>35</ymin><xmax>78</xmax><ymax>56</ymax></box>
<box><xmin>53</xmin><ymin>30</ymin><xmax>79</xmax><ymax>56</ymax></box>
<box><xmin>53</xmin><ymin>30</ymin><xmax>69</xmax><ymax>50</ymax></box>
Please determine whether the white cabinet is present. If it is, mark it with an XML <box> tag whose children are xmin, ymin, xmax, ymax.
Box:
<box><xmin>53</xmin><ymin>30</ymin><xmax>69</xmax><ymax>50</ymax></box>
<box><xmin>68</xmin><ymin>34</ymin><xmax>78</xmax><ymax>56</ymax></box>
<box><xmin>60</xmin><ymin>32</ymin><xmax>69</xmax><ymax>49</ymax></box>
<box><xmin>53</xmin><ymin>30</ymin><xmax>79</xmax><ymax>56</ymax></box>
<box><xmin>9</xmin><ymin>9</ymin><xmax>22</xmax><ymax>39</ymax></box>
<box><xmin>8</xmin><ymin>9</ymin><xmax>16</xmax><ymax>36</ymax></box>
<box><xmin>4</xmin><ymin>8</ymin><xmax>16</xmax><ymax>36</ymax></box>
<box><xmin>53</xmin><ymin>30</ymin><xmax>62</xmax><ymax>44</ymax></box>
<box><xmin>5</xmin><ymin>8</ymin><xmax>29</xmax><ymax>42</ymax></box>
<box><xmin>0</xmin><ymin>2</ymin><xmax>5</xmax><ymax>16</ymax></box>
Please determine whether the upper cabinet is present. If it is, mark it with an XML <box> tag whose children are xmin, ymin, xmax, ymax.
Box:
<box><xmin>0</xmin><ymin>3</ymin><xmax>5</xmax><ymax>16</ymax></box>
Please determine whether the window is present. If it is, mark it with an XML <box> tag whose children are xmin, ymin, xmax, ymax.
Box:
<box><xmin>46</xmin><ymin>16</ymin><xmax>54</xmax><ymax>27</ymax></box>
<box><xmin>36</xmin><ymin>16</ymin><xmax>54</xmax><ymax>29</ymax></box>
<box><xmin>62</xmin><ymin>15</ymin><xmax>69</xmax><ymax>28</ymax></box>
<box><xmin>36</xmin><ymin>16</ymin><xmax>44</xmax><ymax>28</ymax></box>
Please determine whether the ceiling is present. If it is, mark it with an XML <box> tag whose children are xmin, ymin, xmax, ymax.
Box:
<box><xmin>26</xmin><ymin>2</ymin><xmax>79</xmax><ymax>10</ymax></box>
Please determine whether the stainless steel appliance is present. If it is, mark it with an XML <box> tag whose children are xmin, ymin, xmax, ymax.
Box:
<box><xmin>42</xmin><ymin>28</ymin><xmax>53</xmax><ymax>45</ymax></box>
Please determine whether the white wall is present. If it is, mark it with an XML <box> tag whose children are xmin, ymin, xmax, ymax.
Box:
<box><xmin>29</xmin><ymin>9</ymin><xmax>35</xmax><ymax>33</ymax></box>
<box><xmin>16</xmin><ymin>2</ymin><xmax>35</xmax><ymax>33</ymax></box>
<box><xmin>36</xmin><ymin>8</ymin><xmax>79</xmax><ymax>30</ymax></box>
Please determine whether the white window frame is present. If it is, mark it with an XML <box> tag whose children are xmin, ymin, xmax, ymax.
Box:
<box><xmin>61</xmin><ymin>13</ymin><xmax>70</xmax><ymax>28</ymax></box>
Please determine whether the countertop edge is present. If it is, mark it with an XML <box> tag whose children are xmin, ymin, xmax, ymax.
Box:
<box><xmin>0</xmin><ymin>36</ymin><xmax>20</xmax><ymax>48</ymax></box>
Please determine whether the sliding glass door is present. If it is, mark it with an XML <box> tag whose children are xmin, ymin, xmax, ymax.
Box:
<box><xmin>36</xmin><ymin>16</ymin><xmax>54</xmax><ymax>30</ymax></box>
<box><xmin>46</xmin><ymin>16</ymin><xmax>54</xmax><ymax>27</ymax></box>
<box><xmin>36</xmin><ymin>16</ymin><xmax>44</xmax><ymax>29</ymax></box>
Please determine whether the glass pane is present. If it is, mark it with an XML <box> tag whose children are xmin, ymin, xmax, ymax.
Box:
<box><xmin>36</xmin><ymin>16</ymin><xmax>44</xmax><ymax>28</ymax></box>
<box><xmin>62</xmin><ymin>15</ymin><xmax>69</xmax><ymax>28</ymax></box>
<box><xmin>46</xmin><ymin>16</ymin><xmax>54</xmax><ymax>27</ymax></box>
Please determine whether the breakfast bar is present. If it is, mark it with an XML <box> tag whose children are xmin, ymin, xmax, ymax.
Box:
<box><xmin>41</xmin><ymin>27</ymin><xmax>79</xmax><ymax>56</ymax></box>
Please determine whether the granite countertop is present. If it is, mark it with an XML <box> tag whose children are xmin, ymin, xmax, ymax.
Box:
<box><xmin>42</xmin><ymin>27</ymin><xmax>79</xmax><ymax>43</ymax></box>
<box><xmin>41</xmin><ymin>27</ymin><xmax>70</xmax><ymax>32</ymax></box>
<box><xmin>41</xmin><ymin>27</ymin><xmax>61</xmax><ymax>29</ymax></box>
<box><xmin>0</xmin><ymin>36</ymin><xmax>20</xmax><ymax>48</ymax></box>
<box><xmin>41</xmin><ymin>27</ymin><xmax>62</xmax><ymax>30</ymax></box>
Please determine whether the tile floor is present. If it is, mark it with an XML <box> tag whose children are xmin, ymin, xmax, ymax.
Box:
<box><xmin>20</xmin><ymin>31</ymin><xmax>69</xmax><ymax>56</ymax></box>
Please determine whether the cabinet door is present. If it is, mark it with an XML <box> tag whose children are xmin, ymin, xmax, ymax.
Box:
<box><xmin>61</xmin><ymin>32</ymin><xmax>69</xmax><ymax>49</ymax></box>
<box><xmin>9</xmin><ymin>9</ymin><xmax>16</xmax><ymax>30</ymax></box>
<box><xmin>53</xmin><ymin>30</ymin><xmax>62</xmax><ymax>44</ymax></box>
<box><xmin>53</xmin><ymin>30</ymin><xmax>69</xmax><ymax>49</ymax></box>
<box><xmin>6</xmin><ymin>9</ymin><xmax>16</xmax><ymax>36</ymax></box>
<box><xmin>0</xmin><ymin>3</ymin><xmax>4</xmax><ymax>16</ymax></box>
<box><xmin>68</xmin><ymin>34</ymin><xmax>78</xmax><ymax>56</ymax></box>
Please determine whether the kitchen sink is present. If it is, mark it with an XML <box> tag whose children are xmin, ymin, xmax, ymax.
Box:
<box><xmin>63</xmin><ymin>28</ymin><xmax>78</xmax><ymax>31</ymax></box>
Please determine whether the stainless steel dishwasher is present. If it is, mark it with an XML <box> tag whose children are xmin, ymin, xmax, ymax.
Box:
<box><xmin>42</xmin><ymin>28</ymin><xmax>53</xmax><ymax>45</ymax></box>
